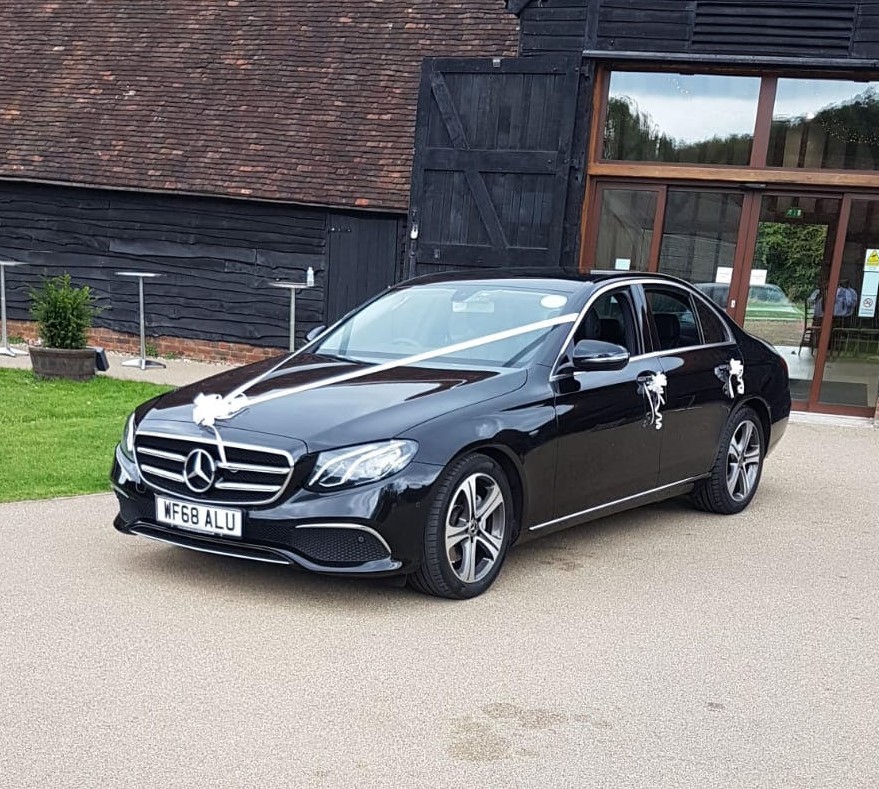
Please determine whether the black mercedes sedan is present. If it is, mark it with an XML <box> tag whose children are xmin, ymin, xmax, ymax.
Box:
<box><xmin>112</xmin><ymin>270</ymin><xmax>790</xmax><ymax>599</ymax></box>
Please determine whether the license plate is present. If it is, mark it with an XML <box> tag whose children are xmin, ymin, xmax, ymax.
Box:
<box><xmin>155</xmin><ymin>496</ymin><xmax>242</xmax><ymax>539</ymax></box>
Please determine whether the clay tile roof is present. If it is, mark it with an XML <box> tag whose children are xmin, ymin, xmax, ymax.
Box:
<box><xmin>0</xmin><ymin>2</ymin><xmax>518</xmax><ymax>212</ymax></box>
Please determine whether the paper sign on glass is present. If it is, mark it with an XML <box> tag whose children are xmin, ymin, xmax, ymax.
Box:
<box><xmin>859</xmin><ymin>270</ymin><xmax>879</xmax><ymax>318</ymax></box>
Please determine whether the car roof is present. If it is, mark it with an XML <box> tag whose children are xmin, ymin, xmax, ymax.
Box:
<box><xmin>404</xmin><ymin>267</ymin><xmax>683</xmax><ymax>291</ymax></box>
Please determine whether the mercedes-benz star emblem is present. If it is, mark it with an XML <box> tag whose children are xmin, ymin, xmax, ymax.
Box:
<box><xmin>183</xmin><ymin>448</ymin><xmax>216</xmax><ymax>493</ymax></box>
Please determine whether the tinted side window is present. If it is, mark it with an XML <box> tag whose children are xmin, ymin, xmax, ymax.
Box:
<box><xmin>694</xmin><ymin>298</ymin><xmax>730</xmax><ymax>345</ymax></box>
<box><xmin>645</xmin><ymin>288</ymin><xmax>700</xmax><ymax>351</ymax></box>
<box><xmin>573</xmin><ymin>288</ymin><xmax>639</xmax><ymax>354</ymax></box>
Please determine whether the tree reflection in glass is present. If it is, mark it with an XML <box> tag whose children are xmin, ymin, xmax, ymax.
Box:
<box><xmin>768</xmin><ymin>81</ymin><xmax>879</xmax><ymax>170</ymax></box>
<box><xmin>602</xmin><ymin>72</ymin><xmax>759</xmax><ymax>165</ymax></box>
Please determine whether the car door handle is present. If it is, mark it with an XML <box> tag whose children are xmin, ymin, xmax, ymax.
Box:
<box><xmin>636</xmin><ymin>373</ymin><xmax>656</xmax><ymax>385</ymax></box>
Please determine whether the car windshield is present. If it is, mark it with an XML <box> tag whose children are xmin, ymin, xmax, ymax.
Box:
<box><xmin>312</xmin><ymin>281</ymin><xmax>576</xmax><ymax>368</ymax></box>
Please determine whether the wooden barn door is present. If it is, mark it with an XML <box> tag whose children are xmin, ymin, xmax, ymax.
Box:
<box><xmin>326</xmin><ymin>212</ymin><xmax>403</xmax><ymax>323</ymax></box>
<box><xmin>407</xmin><ymin>56</ymin><xmax>580</xmax><ymax>276</ymax></box>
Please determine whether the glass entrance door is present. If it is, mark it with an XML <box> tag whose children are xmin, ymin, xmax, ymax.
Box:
<box><xmin>739</xmin><ymin>194</ymin><xmax>842</xmax><ymax>408</ymax></box>
<box><xmin>816</xmin><ymin>198</ymin><xmax>879</xmax><ymax>414</ymax></box>
<box><xmin>737</xmin><ymin>192</ymin><xmax>875</xmax><ymax>415</ymax></box>
<box><xmin>586</xmin><ymin>182</ymin><xmax>877</xmax><ymax>416</ymax></box>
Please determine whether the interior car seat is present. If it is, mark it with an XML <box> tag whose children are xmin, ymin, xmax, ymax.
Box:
<box><xmin>599</xmin><ymin>317</ymin><xmax>625</xmax><ymax>347</ymax></box>
<box><xmin>653</xmin><ymin>313</ymin><xmax>681</xmax><ymax>350</ymax></box>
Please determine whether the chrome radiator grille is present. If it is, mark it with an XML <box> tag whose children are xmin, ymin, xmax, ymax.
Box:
<box><xmin>135</xmin><ymin>431</ymin><xmax>294</xmax><ymax>506</ymax></box>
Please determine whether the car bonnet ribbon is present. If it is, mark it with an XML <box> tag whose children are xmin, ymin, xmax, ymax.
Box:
<box><xmin>190</xmin><ymin>312</ymin><xmax>580</xmax><ymax>431</ymax></box>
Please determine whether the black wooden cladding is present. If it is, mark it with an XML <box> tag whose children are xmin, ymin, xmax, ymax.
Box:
<box><xmin>0</xmin><ymin>182</ymin><xmax>404</xmax><ymax>349</ymax></box>
<box><xmin>512</xmin><ymin>0</ymin><xmax>879</xmax><ymax>62</ymax></box>
<box><xmin>597</xmin><ymin>0</ymin><xmax>693</xmax><ymax>53</ymax></box>
<box><xmin>326</xmin><ymin>212</ymin><xmax>404</xmax><ymax>323</ymax></box>
<box><xmin>692</xmin><ymin>1</ymin><xmax>856</xmax><ymax>55</ymax></box>
<box><xmin>515</xmin><ymin>0</ymin><xmax>589</xmax><ymax>55</ymax></box>
<box><xmin>408</xmin><ymin>56</ymin><xmax>580</xmax><ymax>275</ymax></box>
<box><xmin>853</xmin><ymin>3</ymin><xmax>879</xmax><ymax>57</ymax></box>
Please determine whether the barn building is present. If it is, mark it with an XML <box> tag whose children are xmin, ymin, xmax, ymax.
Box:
<box><xmin>407</xmin><ymin>0</ymin><xmax>879</xmax><ymax>418</ymax></box>
<box><xmin>2</xmin><ymin>1</ymin><xmax>878</xmax><ymax>417</ymax></box>
<box><xmin>0</xmin><ymin>2</ymin><xmax>517</xmax><ymax>359</ymax></box>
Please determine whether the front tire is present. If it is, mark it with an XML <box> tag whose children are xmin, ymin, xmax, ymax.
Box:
<box><xmin>409</xmin><ymin>453</ymin><xmax>513</xmax><ymax>599</ymax></box>
<box><xmin>692</xmin><ymin>405</ymin><xmax>765</xmax><ymax>515</ymax></box>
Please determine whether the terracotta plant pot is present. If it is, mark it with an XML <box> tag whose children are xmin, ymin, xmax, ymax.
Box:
<box><xmin>29</xmin><ymin>346</ymin><xmax>96</xmax><ymax>382</ymax></box>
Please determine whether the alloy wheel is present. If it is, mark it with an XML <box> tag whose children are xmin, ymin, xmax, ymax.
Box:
<box><xmin>444</xmin><ymin>472</ymin><xmax>506</xmax><ymax>584</ymax></box>
<box><xmin>726</xmin><ymin>419</ymin><xmax>761</xmax><ymax>502</ymax></box>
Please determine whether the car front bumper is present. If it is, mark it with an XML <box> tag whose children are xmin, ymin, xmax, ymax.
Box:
<box><xmin>111</xmin><ymin>446</ymin><xmax>444</xmax><ymax>577</ymax></box>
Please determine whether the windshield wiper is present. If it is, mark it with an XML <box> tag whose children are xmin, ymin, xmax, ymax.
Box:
<box><xmin>312</xmin><ymin>351</ymin><xmax>362</xmax><ymax>364</ymax></box>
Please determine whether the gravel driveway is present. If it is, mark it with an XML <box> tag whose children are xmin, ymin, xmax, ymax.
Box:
<box><xmin>1</xmin><ymin>421</ymin><xmax>877</xmax><ymax>788</ymax></box>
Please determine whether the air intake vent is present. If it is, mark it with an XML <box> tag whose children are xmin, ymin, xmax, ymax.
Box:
<box><xmin>693</xmin><ymin>1</ymin><xmax>855</xmax><ymax>56</ymax></box>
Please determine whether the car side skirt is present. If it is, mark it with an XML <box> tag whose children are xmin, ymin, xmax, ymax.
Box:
<box><xmin>524</xmin><ymin>476</ymin><xmax>707</xmax><ymax>539</ymax></box>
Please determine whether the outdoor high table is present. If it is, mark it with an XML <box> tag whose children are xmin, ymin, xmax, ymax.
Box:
<box><xmin>0</xmin><ymin>260</ymin><xmax>27</xmax><ymax>357</ymax></box>
<box><xmin>116</xmin><ymin>271</ymin><xmax>166</xmax><ymax>370</ymax></box>
<box><xmin>271</xmin><ymin>278</ymin><xmax>312</xmax><ymax>351</ymax></box>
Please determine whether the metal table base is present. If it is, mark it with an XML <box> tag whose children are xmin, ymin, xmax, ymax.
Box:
<box><xmin>271</xmin><ymin>281</ymin><xmax>311</xmax><ymax>351</ymax></box>
<box><xmin>116</xmin><ymin>271</ymin><xmax>166</xmax><ymax>370</ymax></box>
<box><xmin>0</xmin><ymin>261</ymin><xmax>27</xmax><ymax>356</ymax></box>
<box><xmin>121</xmin><ymin>357</ymin><xmax>167</xmax><ymax>370</ymax></box>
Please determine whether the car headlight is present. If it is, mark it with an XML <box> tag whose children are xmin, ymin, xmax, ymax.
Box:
<box><xmin>119</xmin><ymin>413</ymin><xmax>136</xmax><ymax>462</ymax></box>
<box><xmin>308</xmin><ymin>440</ymin><xmax>418</xmax><ymax>490</ymax></box>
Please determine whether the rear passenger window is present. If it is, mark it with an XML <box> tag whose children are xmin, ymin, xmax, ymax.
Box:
<box><xmin>645</xmin><ymin>288</ymin><xmax>700</xmax><ymax>351</ymax></box>
<box><xmin>694</xmin><ymin>298</ymin><xmax>730</xmax><ymax>345</ymax></box>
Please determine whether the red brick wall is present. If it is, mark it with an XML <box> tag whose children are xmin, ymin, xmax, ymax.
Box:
<box><xmin>7</xmin><ymin>320</ymin><xmax>282</xmax><ymax>364</ymax></box>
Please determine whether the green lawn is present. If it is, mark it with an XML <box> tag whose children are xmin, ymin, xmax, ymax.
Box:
<box><xmin>0</xmin><ymin>369</ymin><xmax>172</xmax><ymax>502</ymax></box>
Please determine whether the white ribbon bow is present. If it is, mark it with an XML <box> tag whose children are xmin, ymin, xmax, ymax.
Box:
<box><xmin>643</xmin><ymin>372</ymin><xmax>667</xmax><ymax>431</ymax></box>
<box><xmin>727</xmin><ymin>358</ymin><xmax>745</xmax><ymax>398</ymax></box>
<box><xmin>192</xmin><ymin>392</ymin><xmax>251</xmax><ymax>428</ymax></box>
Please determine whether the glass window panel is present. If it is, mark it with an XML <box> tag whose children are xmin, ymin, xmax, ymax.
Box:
<box><xmin>745</xmin><ymin>195</ymin><xmax>841</xmax><ymax>403</ymax></box>
<box><xmin>594</xmin><ymin>188</ymin><xmax>656</xmax><ymax>272</ymax></box>
<box><xmin>768</xmin><ymin>79</ymin><xmax>879</xmax><ymax>170</ymax></box>
<box><xmin>658</xmin><ymin>190</ymin><xmax>743</xmax><ymax>293</ymax></box>
<box><xmin>819</xmin><ymin>199</ymin><xmax>879</xmax><ymax>410</ymax></box>
<box><xmin>573</xmin><ymin>290</ymin><xmax>639</xmax><ymax>355</ymax></box>
<box><xmin>645</xmin><ymin>288</ymin><xmax>701</xmax><ymax>350</ymax></box>
<box><xmin>603</xmin><ymin>72</ymin><xmax>760</xmax><ymax>165</ymax></box>
<box><xmin>694</xmin><ymin>299</ymin><xmax>728</xmax><ymax>345</ymax></box>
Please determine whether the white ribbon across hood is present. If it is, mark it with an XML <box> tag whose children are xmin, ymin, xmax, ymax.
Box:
<box><xmin>191</xmin><ymin>312</ymin><xmax>579</xmax><ymax>429</ymax></box>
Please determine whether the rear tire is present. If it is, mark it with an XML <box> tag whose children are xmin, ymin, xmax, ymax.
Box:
<box><xmin>691</xmin><ymin>406</ymin><xmax>765</xmax><ymax>515</ymax></box>
<box><xmin>408</xmin><ymin>453</ymin><xmax>513</xmax><ymax>600</ymax></box>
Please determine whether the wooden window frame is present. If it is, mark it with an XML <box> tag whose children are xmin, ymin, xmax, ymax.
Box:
<box><xmin>582</xmin><ymin>181</ymin><xmax>666</xmax><ymax>273</ymax></box>
<box><xmin>588</xmin><ymin>67</ymin><xmax>879</xmax><ymax>188</ymax></box>
<box><xmin>581</xmin><ymin>65</ymin><xmax>879</xmax><ymax>418</ymax></box>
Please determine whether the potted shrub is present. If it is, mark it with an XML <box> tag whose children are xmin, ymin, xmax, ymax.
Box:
<box><xmin>29</xmin><ymin>273</ymin><xmax>100</xmax><ymax>381</ymax></box>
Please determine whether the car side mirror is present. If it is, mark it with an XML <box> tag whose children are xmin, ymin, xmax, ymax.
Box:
<box><xmin>305</xmin><ymin>325</ymin><xmax>326</xmax><ymax>343</ymax></box>
<box><xmin>572</xmin><ymin>339</ymin><xmax>630</xmax><ymax>372</ymax></box>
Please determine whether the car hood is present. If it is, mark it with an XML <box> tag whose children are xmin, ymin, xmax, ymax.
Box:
<box><xmin>138</xmin><ymin>352</ymin><xmax>528</xmax><ymax>451</ymax></box>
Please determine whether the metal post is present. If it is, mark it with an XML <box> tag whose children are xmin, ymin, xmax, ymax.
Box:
<box><xmin>0</xmin><ymin>262</ymin><xmax>24</xmax><ymax>357</ymax></box>
<box><xmin>119</xmin><ymin>271</ymin><xmax>165</xmax><ymax>370</ymax></box>
<box><xmin>289</xmin><ymin>289</ymin><xmax>296</xmax><ymax>351</ymax></box>
<box><xmin>271</xmin><ymin>276</ymin><xmax>312</xmax><ymax>353</ymax></box>
<box><xmin>0</xmin><ymin>262</ymin><xmax>8</xmax><ymax>351</ymax></box>
<box><xmin>137</xmin><ymin>275</ymin><xmax>146</xmax><ymax>368</ymax></box>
